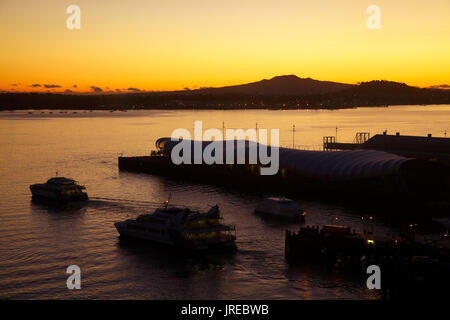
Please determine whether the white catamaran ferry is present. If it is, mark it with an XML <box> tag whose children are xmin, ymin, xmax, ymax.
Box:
<box><xmin>30</xmin><ymin>177</ymin><xmax>88</xmax><ymax>203</ymax></box>
<box><xmin>114</xmin><ymin>204</ymin><xmax>236</xmax><ymax>251</ymax></box>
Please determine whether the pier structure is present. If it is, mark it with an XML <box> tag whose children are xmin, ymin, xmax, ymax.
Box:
<box><xmin>323</xmin><ymin>132</ymin><xmax>450</xmax><ymax>165</ymax></box>
<box><xmin>119</xmin><ymin>137</ymin><xmax>450</xmax><ymax>213</ymax></box>
<box><xmin>323</xmin><ymin>132</ymin><xmax>371</xmax><ymax>151</ymax></box>
<box><xmin>284</xmin><ymin>225</ymin><xmax>450</xmax><ymax>299</ymax></box>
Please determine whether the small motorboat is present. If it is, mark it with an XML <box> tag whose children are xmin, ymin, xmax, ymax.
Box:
<box><xmin>255</xmin><ymin>197</ymin><xmax>306</xmax><ymax>222</ymax></box>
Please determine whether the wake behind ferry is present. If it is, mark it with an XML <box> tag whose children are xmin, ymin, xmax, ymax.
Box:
<box><xmin>114</xmin><ymin>204</ymin><xmax>236</xmax><ymax>251</ymax></box>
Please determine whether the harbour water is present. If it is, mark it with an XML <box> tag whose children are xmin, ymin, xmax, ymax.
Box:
<box><xmin>1</xmin><ymin>105</ymin><xmax>449</xmax><ymax>299</ymax></box>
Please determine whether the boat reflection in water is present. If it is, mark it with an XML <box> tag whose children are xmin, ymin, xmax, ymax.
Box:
<box><xmin>115</xmin><ymin>204</ymin><xmax>236</xmax><ymax>251</ymax></box>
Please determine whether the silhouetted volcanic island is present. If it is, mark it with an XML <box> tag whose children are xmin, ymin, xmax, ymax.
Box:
<box><xmin>196</xmin><ymin>75</ymin><xmax>353</xmax><ymax>95</ymax></box>
<box><xmin>1</xmin><ymin>75</ymin><xmax>450</xmax><ymax>110</ymax></box>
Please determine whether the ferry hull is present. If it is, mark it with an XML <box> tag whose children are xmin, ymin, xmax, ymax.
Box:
<box><xmin>115</xmin><ymin>222</ymin><xmax>236</xmax><ymax>252</ymax></box>
<box><xmin>30</xmin><ymin>184</ymin><xmax>88</xmax><ymax>203</ymax></box>
<box><xmin>254</xmin><ymin>208</ymin><xmax>305</xmax><ymax>223</ymax></box>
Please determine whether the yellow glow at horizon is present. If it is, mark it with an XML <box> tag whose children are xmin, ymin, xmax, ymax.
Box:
<box><xmin>0</xmin><ymin>0</ymin><xmax>449</xmax><ymax>92</ymax></box>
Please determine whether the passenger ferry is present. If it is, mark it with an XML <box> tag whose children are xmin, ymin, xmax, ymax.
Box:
<box><xmin>114</xmin><ymin>204</ymin><xmax>236</xmax><ymax>251</ymax></box>
<box><xmin>255</xmin><ymin>197</ymin><xmax>306</xmax><ymax>222</ymax></box>
<box><xmin>30</xmin><ymin>177</ymin><xmax>88</xmax><ymax>203</ymax></box>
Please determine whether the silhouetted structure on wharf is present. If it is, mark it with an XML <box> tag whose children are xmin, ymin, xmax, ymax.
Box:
<box><xmin>285</xmin><ymin>224</ymin><xmax>450</xmax><ymax>299</ymax></box>
<box><xmin>323</xmin><ymin>132</ymin><xmax>450</xmax><ymax>165</ymax></box>
<box><xmin>118</xmin><ymin>138</ymin><xmax>450</xmax><ymax>215</ymax></box>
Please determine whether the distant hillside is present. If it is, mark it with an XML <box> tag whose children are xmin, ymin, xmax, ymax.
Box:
<box><xmin>1</xmin><ymin>78</ymin><xmax>450</xmax><ymax>110</ymax></box>
<box><xmin>196</xmin><ymin>75</ymin><xmax>353</xmax><ymax>95</ymax></box>
<box><xmin>330</xmin><ymin>80</ymin><xmax>450</xmax><ymax>106</ymax></box>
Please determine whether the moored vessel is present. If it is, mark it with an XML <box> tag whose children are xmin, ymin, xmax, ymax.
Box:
<box><xmin>255</xmin><ymin>197</ymin><xmax>306</xmax><ymax>222</ymax></box>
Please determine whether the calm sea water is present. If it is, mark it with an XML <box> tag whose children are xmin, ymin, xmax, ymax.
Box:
<box><xmin>1</xmin><ymin>105</ymin><xmax>449</xmax><ymax>299</ymax></box>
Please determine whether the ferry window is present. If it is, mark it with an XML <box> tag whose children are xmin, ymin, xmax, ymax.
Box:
<box><xmin>127</xmin><ymin>224</ymin><xmax>146</xmax><ymax>231</ymax></box>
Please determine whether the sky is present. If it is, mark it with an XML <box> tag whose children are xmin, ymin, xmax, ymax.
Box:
<box><xmin>1</xmin><ymin>0</ymin><xmax>449</xmax><ymax>93</ymax></box>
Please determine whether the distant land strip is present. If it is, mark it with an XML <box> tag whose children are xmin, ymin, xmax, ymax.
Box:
<box><xmin>1</xmin><ymin>77</ymin><xmax>450</xmax><ymax>110</ymax></box>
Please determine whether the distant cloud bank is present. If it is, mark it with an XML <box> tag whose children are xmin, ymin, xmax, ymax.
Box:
<box><xmin>127</xmin><ymin>87</ymin><xmax>141</xmax><ymax>92</ymax></box>
<box><xmin>429</xmin><ymin>84</ymin><xmax>450</xmax><ymax>90</ymax></box>
<box><xmin>90</xmin><ymin>86</ymin><xmax>103</xmax><ymax>92</ymax></box>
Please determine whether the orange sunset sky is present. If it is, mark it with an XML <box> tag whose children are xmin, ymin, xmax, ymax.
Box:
<box><xmin>1</xmin><ymin>0</ymin><xmax>449</xmax><ymax>93</ymax></box>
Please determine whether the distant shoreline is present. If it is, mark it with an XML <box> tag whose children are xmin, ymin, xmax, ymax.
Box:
<box><xmin>1</xmin><ymin>80</ymin><xmax>450</xmax><ymax>111</ymax></box>
<box><xmin>1</xmin><ymin>103</ymin><xmax>449</xmax><ymax>112</ymax></box>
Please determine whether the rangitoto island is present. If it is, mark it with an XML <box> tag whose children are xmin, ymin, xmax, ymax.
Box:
<box><xmin>1</xmin><ymin>76</ymin><xmax>450</xmax><ymax>110</ymax></box>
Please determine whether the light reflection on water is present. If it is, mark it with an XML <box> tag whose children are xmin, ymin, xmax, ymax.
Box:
<box><xmin>1</xmin><ymin>106</ymin><xmax>449</xmax><ymax>299</ymax></box>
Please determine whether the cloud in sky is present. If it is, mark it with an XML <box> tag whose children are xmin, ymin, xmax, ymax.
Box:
<box><xmin>127</xmin><ymin>87</ymin><xmax>141</xmax><ymax>92</ymax></box>
<box><xmin>44</xmin><ymin>84</ymin><xmax>61</xmax><ymax>88</ymax></box>
<box><xmin>90</xmin><ymin>86</ymin><xmax>103</xmax><ymax>92</ymax></box>
<box><xmin>30</xmin><ymin>84</ymin><xmax>41</xmax><ymax>87</ymax></box>
<box><xmin>428</xmin><ymin>84</ymin><xmax>450</xmax><ymax>89</ymax></box>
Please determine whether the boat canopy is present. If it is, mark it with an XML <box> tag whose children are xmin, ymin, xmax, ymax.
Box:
<box><xmin>47</xmin><ymin>177</ymin><xmax>77</xmax><ymax>184</ymax></box>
